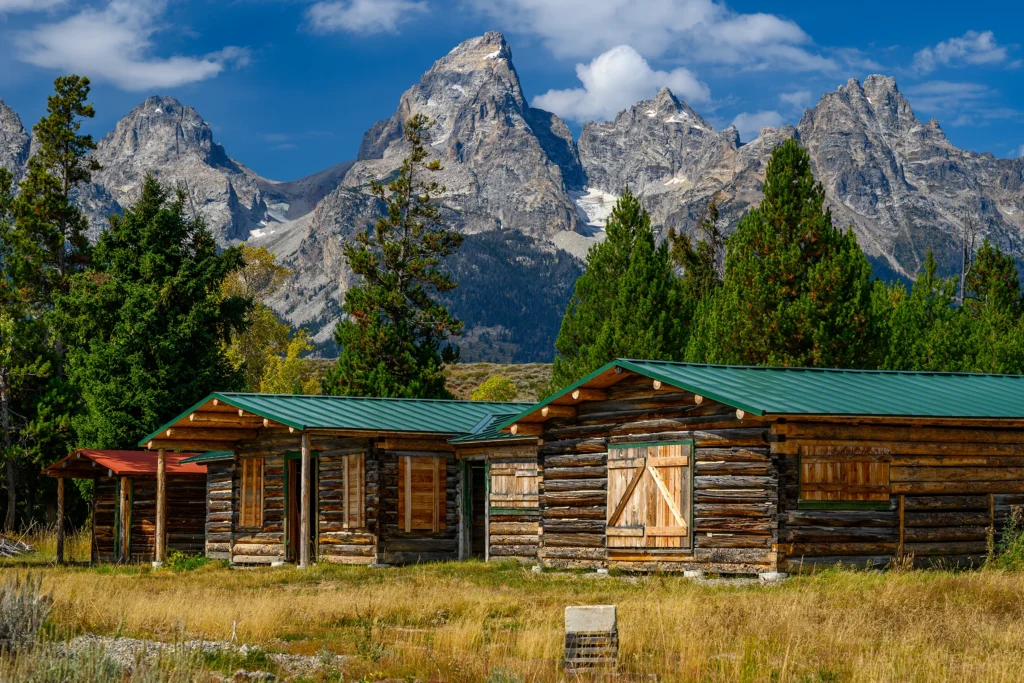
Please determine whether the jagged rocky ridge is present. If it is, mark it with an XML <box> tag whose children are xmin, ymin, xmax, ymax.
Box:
<box><xmin>1</xmin><ymin>34</ymin><xmax>1022</xmax><ymax>362</ymax></box>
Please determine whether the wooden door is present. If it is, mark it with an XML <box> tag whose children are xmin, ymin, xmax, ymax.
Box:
<box><xmin>607</xmin><ymin>443</ymin><xmax>691</xmax><ymax>549</ymax></box>
<box><xmin>398</xmin><ymin>456</ymin><xmax>446</xmax><ymax>533</ymax></box>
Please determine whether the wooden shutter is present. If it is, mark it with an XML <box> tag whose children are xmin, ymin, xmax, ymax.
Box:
<box><xmin>240</xmin><ymin>458</ymin><xmax>264</xmax><ymax>527</ymax></box>
<box><xmin>343</xmin><ymin>453</ymin><xmax>366</xmax><ymax>529</ymax></box>
<box><xmin>800</xmin><ymin>447</ymin><xmax>890</xmax><ymax>505</ymax></box>
<box><xmin>607</xmin><ymin>443</ymin><xmax>691</xmax><ymax>549</ymax></box>
<box><xmin>398</xmin><ymin>456</ymin><xmax>446</xmax><ymax>533</ymax></box>
<box><xmin>489</xmin><ymin>463</ymin><xmax>539</xmax><ymax>509</ymax></box>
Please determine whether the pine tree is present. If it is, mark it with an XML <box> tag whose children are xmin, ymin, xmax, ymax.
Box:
<box><xmin>691</xmin><ymin>139</ymin><xmax>877</xmax><ymax>367</ymax></box>
<box><xmin>550</xmin><ymin>188</ymin><xmax>680</xmax><ymax>389</ymax></box>
<box><xmin>2</xmin><ymin>76</ymin><xmax>97</xmax><ymax>530</ymax></box>
<box><xmin>324</xmin><ymin>114</ymin><xmax>463</xmax><ymax>398</ymax></box>
<box><xmin>53</xmin><ymin>177</ymin><xmax>249</xmax><ymax>449</ymax></box>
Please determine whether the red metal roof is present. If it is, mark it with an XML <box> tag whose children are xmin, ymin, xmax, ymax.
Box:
<box><xmin>44</xmin><ymin>450</ymin><xmax>207</xmax><ymax>477</ymax></box>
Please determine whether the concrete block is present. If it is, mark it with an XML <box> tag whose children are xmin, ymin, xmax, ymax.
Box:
<box><xmin>531</xmin><ymin>565</ymin><xmax>542</xmax><ymax>574</ymax></box>
<box><xmin>683</xmin><ymin>570</ymin><xmax>704</xmax><ymax>579</ymax></box>
<box><xmin>565</xmin><ymin>605</ymin><xmax>617</xmax><ymax>633</ymax></box>
<box><xmin>270</xmin><ymin>561</ymin><xmax>285</xmax><ymax>568</ymax></box>
<box><xmin>759</xmin><ymin>571</ymin><xmax>789</xmax><ymax>582</ymax></box>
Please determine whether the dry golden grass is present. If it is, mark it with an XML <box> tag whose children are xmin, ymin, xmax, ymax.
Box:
<box><xmin>3</xmin><ymin>549</ymin><xmax>1024</xmax><ymax>682</ymax></box>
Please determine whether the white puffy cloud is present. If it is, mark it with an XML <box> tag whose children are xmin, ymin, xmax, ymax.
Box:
<box><xmin>306</xmin><ymin>0</ymin><xmax>428</xmax><ymax>34</ymax></box>
<box><xmin>462</xmin><ymin>0</ymin><xmax>835</xmax><ymax>71</ymax></box>
<box><xmin>0</xmin><ymin>0</ymin><xmax>65</xmax><ymax>12</ymax></box>
<box><xmin>1016</xmin><ymin>144</ymin><xmax>1024</xmax><ymax>158</ymax></box>
<box><xmin>730</xmin><ymin>110</ymin><xmax>784</xmax><ymax>142</ymax></box>
<box><xmin>533</xmin><ymin>45</ymin><xmax>710</xmax><ymax>123</ymax></box>
<box><xmin>913</xmin><ymin>30</ymin><xmax>1009</xmax><ymax>74</ymax></box>
<box><xmin>778</xmin><ymin>89</ymin><xmax>812</xmax><ymax>110</ymax></box>
<box><xmin>15</xmin><ymin>0</ymin><xmax>249</xmax><ymax>91</ymax></box>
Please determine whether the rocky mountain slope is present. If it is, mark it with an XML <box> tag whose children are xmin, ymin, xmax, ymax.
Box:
<box><xmin>1</xmin><ymin>34</ymin><xmax>1022</xmax><ymax>362</ymax></box>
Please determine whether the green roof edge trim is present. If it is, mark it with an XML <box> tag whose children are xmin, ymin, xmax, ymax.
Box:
<box><xmin>180</xmin><ymin>451</ymin><xmax>234</xmax><ymax>464</ymax></box>
<box><xmin>494</xmin><ymin>359</ymin><xmax>769</xmax><ymax>433</ymax></box>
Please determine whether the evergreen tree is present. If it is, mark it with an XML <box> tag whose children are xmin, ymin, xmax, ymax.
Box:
<box><xmin>324</xmin><ymin>114</ymin><xmax>463</xmax><ymax>399</ymax></box>
<box><xmin>2</xmin><ymin>76</ymin><xmax>97</xmax><ymax>530</ymax></box>
<box><xmin>669</xmin><ymin>197</ymin><xmax>726</xmax><ymax>303</ymax></box>
<box><xmin>965</xmin><ymin>239</ymin><xmax>1022</xmax><ymax>315</ymax></box>
<box><xmin>54</xmin><ymin>177</ymin><xmax>249</xmax><ymax>449</ymax></box>
<box><xmin>690</xmin><ymin>139</ymin><xmax>877</xmax><ymax>367</ymax></box>
<box><xmin>550</xmin><ymin>188</ymin><xmax>680</xmax><ymax>388</ymax></box>
<box><xmin>880</xmin><ymin>252</ymin><xmax>966</xmax><ymax>371</ymax></box>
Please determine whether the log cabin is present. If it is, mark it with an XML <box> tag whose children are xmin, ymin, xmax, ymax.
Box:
<box><xmin>140</xmin><ymin>394</ymin><xmax>536</xmax><ymax>566</ymax></box>
<box><xmin>496</xmin><ymin>359</ymin><xmax>1024</xmax><ymax>574</ymax></box>
<box><xmin>43</xmin><ymin>449</ymin><xmax>206</xmax><ymax>564</ymax></box>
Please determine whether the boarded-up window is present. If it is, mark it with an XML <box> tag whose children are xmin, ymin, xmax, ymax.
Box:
<box><xmin>799</xmin><ymin>446</ymin><xmax>890</xmax><ymax>509</ymax></box>
<box><xmin>398</xmin><ymin>456</ymin><xmax>446</xmax><ymax>532</ymax></box>
<box><xmin>607</xmin><ymin>442</ymin><xmax>692</xmax><ymax>549</ymax></box>
<box><xmin>490</xmin><ymin>463</ymin><xmax>539</xmax><ymax>509</ymax></box>
<box><xmin>240</xmin><ymin>458</ymin><xmax>264</xmax><ymax>527</ymax></box>
<box><xmin>343</xmin><ymin>453</ymin><xmax>366</xmax><ymax>529</ymax></box>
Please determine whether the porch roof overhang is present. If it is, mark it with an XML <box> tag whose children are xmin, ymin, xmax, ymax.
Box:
<box><xmin>43</xmin><ymin>449</ymin><xmax>206</xmax><ymax>478</ymax></box>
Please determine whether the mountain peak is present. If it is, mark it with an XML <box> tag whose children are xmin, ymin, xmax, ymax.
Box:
<box><xmin>0</xmin><ymin>98</ymin><xmax>30</xmax><ymax>179</ymax></box>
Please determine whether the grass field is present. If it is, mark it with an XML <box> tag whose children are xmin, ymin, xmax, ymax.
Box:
<box><xmin>444</xmin><ymin>363</ymin><xmax>552</xmax><ymax>402</ymax></box>
<box><xmin>3</xmin><ymin>530</ymin><xmax>1024</xmax><ymax>682</ymax></box>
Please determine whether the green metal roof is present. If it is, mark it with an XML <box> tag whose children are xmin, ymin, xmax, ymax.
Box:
<box><xmin>498</xmin><ymin>359</ymin><xmax>1024</xmax><ymax>429</ymax></box>
<box><xmin>448</xmin><ymin>413</ymin><xmax>538</xmax><ymax>445</ymax></box>
<box><xmin>140</xmin><ymin>393</ymin><xmax>531</xmax><ymax>446</ymax></box>
<box><xmin>180</xmin><ymin>451</ymin><xmax>234</xmax><ymax>464</ymax></box>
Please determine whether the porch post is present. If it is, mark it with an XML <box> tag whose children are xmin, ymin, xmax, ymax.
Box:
<box><xmin>299</xmin><ymin>432</ymin><xmax>310</xmax><ymax>568</ymax></box>
<box><xmin>154</xmin><ymin>448</ymin><xmax>166</xmax><ymax>566</ymax></box>
<box><xmin>55</xmin><ymin>477</ymin><xmax>65</xmax><ymax>565</ymax></box>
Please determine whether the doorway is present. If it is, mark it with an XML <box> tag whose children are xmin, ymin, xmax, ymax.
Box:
<box><xmin>285</xmin><ymin>457</ymin><xmax>318</xmax><ymax>562</ymax></box>
<box><xmin>469</xmin><ymin>462</ymin><xmax>487</xmax><ymax>559</ymax></box>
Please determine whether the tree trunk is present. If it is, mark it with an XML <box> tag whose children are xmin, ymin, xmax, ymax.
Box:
<box><xmin>0</xmin><ymin>369</ymin><xmax>14</xmax><ymax>533</ymax></box>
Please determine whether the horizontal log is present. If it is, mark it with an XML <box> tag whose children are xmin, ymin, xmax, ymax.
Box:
<box><xmin>543</xmin><ymin>478</ymin><xmax>606</xmax><ymax>493</ymax></box>
<box><xmin>544</xmin><ymin>533</ymin><xmax>605</xmax><ymax>548</ymax></box>
<box><xmin>489</xmin><ymin>522</ymin><xmax>539</xmax><ymax>535</ymax></box>
<box><xmin>781</xmin><ymin>526</ymin><xmax>899</xmax><ymax>543</ymax></box>
<box><xmin>543</xmin><ymin>519</ymin><xmax>606</xmax><ymax>534</ymax></box>
<box><xmin>903</xmin><ymin>541</ymin><xmax>989</xmax><ymax>555</ymax></box>
<box><xmin>231</xmin><ymin>555</ymin><xmax>280</xmax><ymax>564</ymax></box>
<box><xmin>903</xmin><ymin>511</ymin><xmax>991</xmax><ymax>527</ymax></box>
<box><xmin>544</xmin><ymin>466</ymin><xmax>606</xmax><ymax>480</ymax></box>
<box><xmin>539</xmin><ymin>547</ymin><xmax>607</xmax><ymax>561</ymax></box>
<box><xmin>695</xmin><ymin>518</ymin><xmax>774</xmax><ymax>533</ymax></box>
<box><xmin>693</xmin><ymin>503</ymin><xmax>777</xmax><ymax>518</ymax></box>
<box><xmin>539</xmin><ymin>439</ymin><xmax>609</xmax><ymax>456</ymax></box>
<box><xmin>781</xmin><ymin>542</ymin><xmax>898</xmax><ymax>557</ymax></box>
<box><xmin>542</xmin><ymin>492</ymin><xmax>606</xmax><ymax>506</ymax></box>
<box><xmin>695</xmin><ymin>489</ymin><xmax>775</xmax><ymax>504</ymax></box>
<box><xmin>696</xmin><ymin>534</ymin><xmax>772</xmax><ymax>548</ymax></box>
<box><xmin>489</xmin><ymin>545</ymin><xmax>538</xmax><ymax>557</ymax></box>
<box><xmin>695</xmin><ymin>462</ymin><xmax>773</xmax><ymax>476</ymax></box>
<box><xmin>904</xmin><ymin>495</ymin><xmax>989</xmax><ymax>511</ymax></box>
<box><xmin>489</xmin><ymin>535</ymin><xmax>539</xmax><ymax>546</ymax></box>
<box><xmin>776</xmin><ymin>422</ymin><xmax>1024</xmax><ymax>444</ymax></box>
<box><xmin>784</xmin><ymin>510</ymin><xmax>896</xmax><ymax>527</ymax></box>
<box><xmin>697</xmin><ymin>447</ymin><xmax>771</xmax><ymax>462</ymax></box>
<box><xmin>903</xmin><ymin>526</ymin><xmax>989</xmax><ymax>543</ymax></box>
<box><xmin>892</xmin><ymin>466</ymin><xmax>1024</xmax><ymax>483</ymax></box>
<box><xmin>543</xmin><ymin>506</ymin><xmax>607</xmax><ymax>520</ymax></box>
<box><xmin>695</xmin><ymin>476</ymin><xmax>777</xmax><ymax>490</ymax></box>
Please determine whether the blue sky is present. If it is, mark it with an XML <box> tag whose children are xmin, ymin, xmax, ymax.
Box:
<box><xmin>0</xmin><ymin>0</ymin><xmax>1021</xmax><ymax>181</ymax></box>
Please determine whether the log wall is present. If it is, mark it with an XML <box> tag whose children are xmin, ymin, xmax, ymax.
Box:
<box><xmin>774</xmin><ymin>421</ymin><xmax>1024</xmax><ymax>570</ymax></box>
<box><xmin>487</xmin><ymin>444</ymin><xmax>541</xmax><ymax>563</ymax></box>
<box><xmin>229</xmin><ymin>432</ymin><xmax>376</xmax><ymax>564</ymax></box>
<box><xmin>92</xmin><ymin>474</ymin><xmax>206</xmax><ymax>563</ymax></box>
<box><xmin>537</xmin><ymin>374</ymin><xmax>776</xmax><ymax>574</ymax></box>
<box><xmin>206</xmin><ymin>461</ymin><xmax>233</xmax><ymax>559</ymax></box>
<box><xmin>378</xmin><ymin>446</ymin><xmax>459</xmax><ymax>565</ymax></box>
<box><xmin>318</xmin><ymin>446</ymin><xmax>379</xmax><ymax>565</ymax></box>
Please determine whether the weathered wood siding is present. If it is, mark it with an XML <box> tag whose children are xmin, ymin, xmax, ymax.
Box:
<box><xmin>93</xmin><ymin>477</ymin><xmax>117</xmax><ymax>563</ymax></box>
<box><xmin>378</xmin><ymin>447</ymin><xmax>458</xmax><ymax>565</ymax></box>
<box><xmin>229</xmin><ymin>432</ymin><xmax>372</xmax><ymax>564</ymax></box>
<box><xmin>488</xmin><ymin>445</ymin><xmax>541</xmax><ymax>562</ymax></box>
<box><xmin>206</xmin><ymin>461</ymin><xmax>233</xmax><ymax>559</ymax></box>
<box><xmin>537</xmin><ymin>373</ymin><xmax>776</xmax><ymax>574</ymax></box>
<box><xmin>775</xmin><ymin>421</ymin><xmax>1024</xmax><ymax>570</ymax></box>
<box><xmin>91</xmin><ymin>474</ymin><xmax>205</xmax><ymax>563</ymax></box>
<box><xmin>318</xmin><ymin>445</ymin><xmax>378</xmax><ymax>565</ymax></box>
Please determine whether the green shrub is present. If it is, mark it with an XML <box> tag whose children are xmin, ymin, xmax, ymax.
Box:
<box><xmin>165</xmin><ymin>551</ymin><xmax>209</xmax><ymax>572</ymax></box>
<box><xmin>470</xmin><ymin>376</ymin><xmax>518</xmax><ymax>402</ymax></box>
<box><xmin>989</xmin><ymin>505</ymin><xmax>1024</xmax><ymax>569</ymax></box>
<box><xmin>0</xmin><ymin>574</ymin><xmax>50</xmax><ymax>652</ymax></box>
